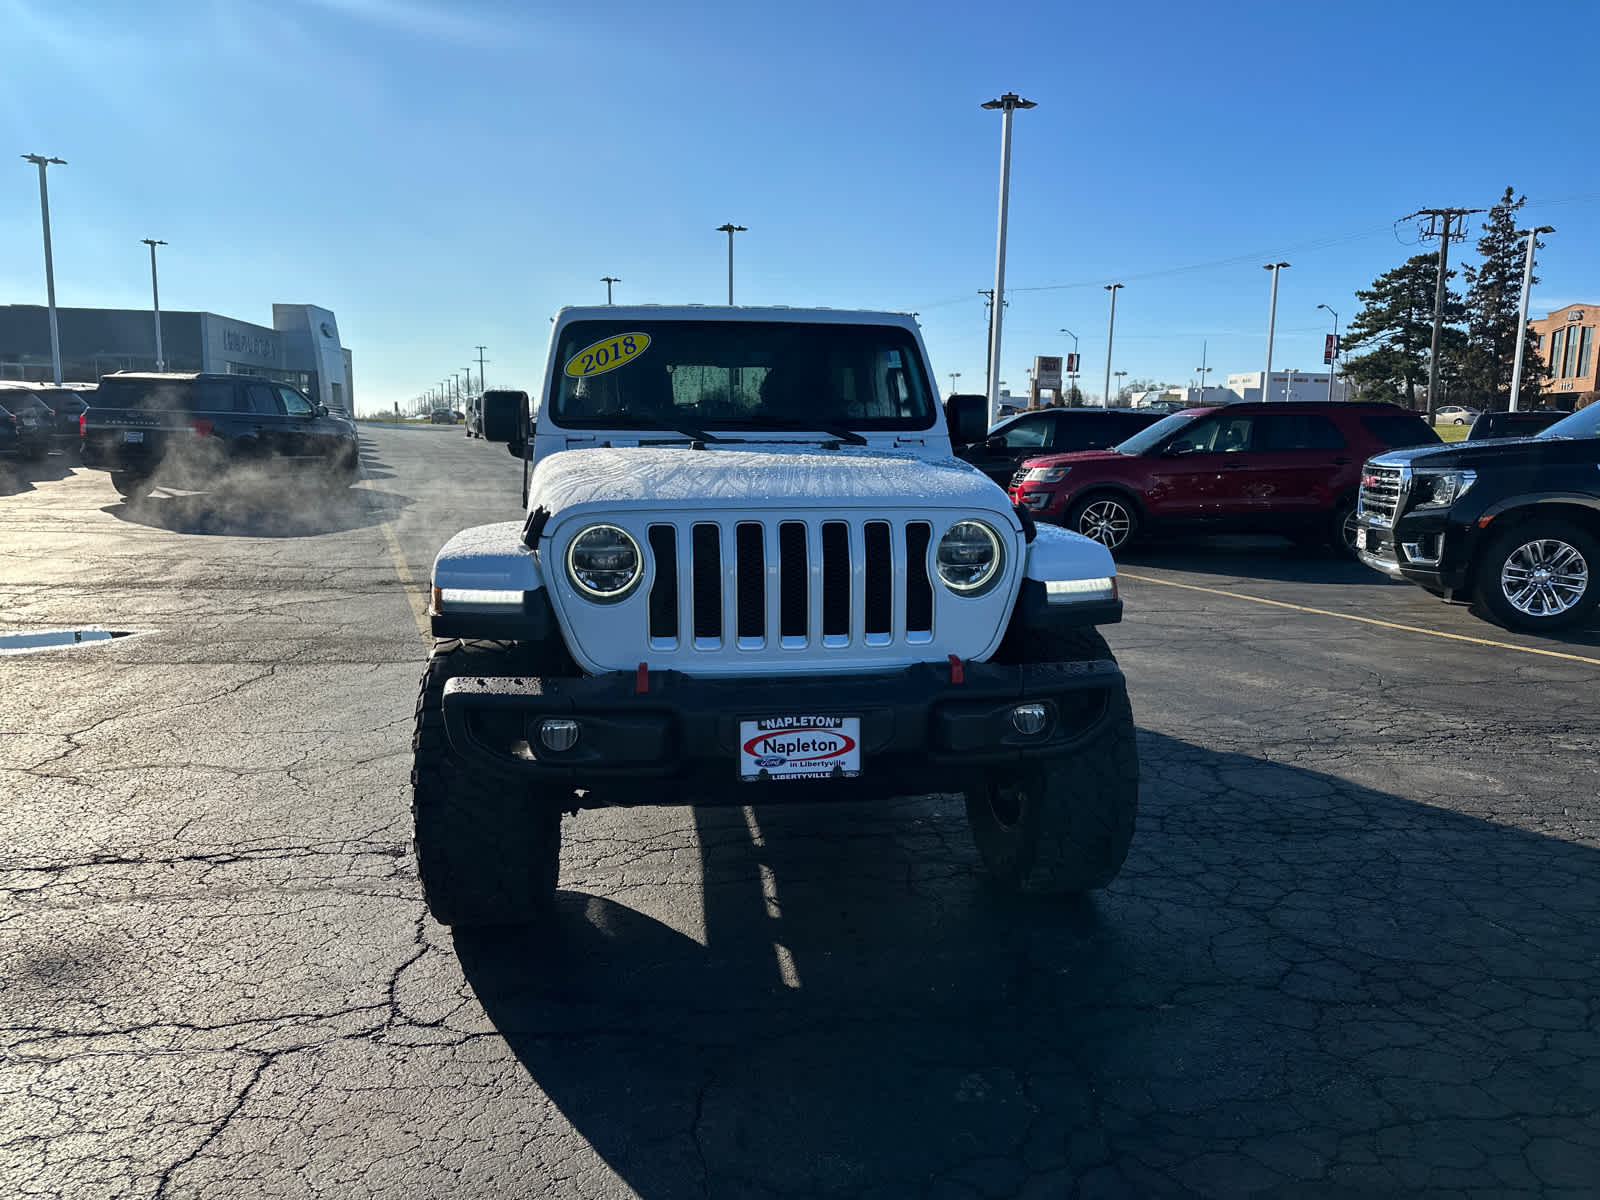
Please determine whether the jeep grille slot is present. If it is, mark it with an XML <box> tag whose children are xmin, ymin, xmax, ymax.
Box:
<box><xmin>779</xmin><ymin>522</ymin><xmax>808</xmax><ymax>647</ymax></box>
<box><xmin>692</xmin><ymin>523</ymin><xmax>722</xmax><ymax>647</ymax></box>
<box><xmin>864</xmin><ymin>522</ymin><xmax>893</xmax><ymax>644</ymax></box>
<box><xmin>735</xmin><ymin>522</ymin><xmax>765</xmax><ymax>648</ymax></box>
<box><xmin>647</xmin><ymin>525</ymin><xmax>678</xmax><ymax>647</ymax></box>
<box><xmin>821</xmin><ymin>522</ymin><xmax>850</xmax><ymax>645</ymax></box>
<box><xmin>905</xmin><ymin>522</ymin><xmax>933</xmax><ymax>636</ymax></box>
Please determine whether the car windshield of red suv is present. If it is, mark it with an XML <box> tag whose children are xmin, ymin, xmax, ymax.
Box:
<box><xmin>1112</xmin><ymin>413</ymin><xmax>1195</xmax><ymax>456</ymax></box>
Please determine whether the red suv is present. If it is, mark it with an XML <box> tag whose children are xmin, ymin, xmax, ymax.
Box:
<box><xmin>1008</xmin><ymin>402</ymin><xmax>1439</xmax><ymax>554</ymax></box>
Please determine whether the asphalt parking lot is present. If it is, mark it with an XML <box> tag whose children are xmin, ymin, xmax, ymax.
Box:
<box><xmin>3</xmin><ymin>426</ymin><xmax>1597</xmax><ymax>1199</ymax></box>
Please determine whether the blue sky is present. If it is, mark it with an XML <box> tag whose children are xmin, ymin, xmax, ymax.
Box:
<box><xmin>5</xmin><ymin>0</ymin><xmax>1598</xmax><ymax>414</ymax></box>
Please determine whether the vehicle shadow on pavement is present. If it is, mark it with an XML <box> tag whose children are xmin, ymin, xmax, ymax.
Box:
<box><xmin>453</xmin><ymin>731</ymin><xmax>1600</xmax><ymax>1197</ymax></box>
<box><xmin>0</xmin><ymin>452</ymin><xmax>78</xmax><ymax>497</ymax></box>
<box><xmin>1116</xmin><ymin>536</ymin><xmax>1393</xmax><ymax>587</ymax></box>
<box><xmin>102</xmin><ymin>481</ymin><xmax>412</xmax><ymax>537</ymax></box>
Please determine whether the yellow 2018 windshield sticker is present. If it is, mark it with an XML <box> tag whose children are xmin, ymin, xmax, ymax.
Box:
<box><xmin>564</xmin><ymin>332</ymin><xmax>650</xmax><ymax>378</ymax></box>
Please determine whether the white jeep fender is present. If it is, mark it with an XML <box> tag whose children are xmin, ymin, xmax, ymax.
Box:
<box><xmin>1022</xmin><ymin>523</ymin><xmax>1117</xmax><ymax>587</ymax></box>
<box><xmin>431</xmin><ymin>521</ymin><xmax>544</xmax><ymax>594</ymax></box>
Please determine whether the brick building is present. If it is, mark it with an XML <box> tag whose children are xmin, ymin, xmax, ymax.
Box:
<box><xmin>1531</xmin><ymin>303</ymin><xmax>1598</xmax><ymax>410</ymax></box>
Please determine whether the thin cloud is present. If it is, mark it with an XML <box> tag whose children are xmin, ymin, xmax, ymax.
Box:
<box><xmin>288</xmin><ymin>0</ymin><xmax>514</xmax><ymax>47</ymax></box>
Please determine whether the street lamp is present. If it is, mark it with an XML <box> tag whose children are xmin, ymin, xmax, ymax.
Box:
<box><xmin>22</xmin><ymin>154</ymin><xmax>67</xmax><ymax>384</ymax></box>
<box><xmin>981</xmin><ymin>91</ymin><xmax>1036</xmax><ymax>428</ymax></box>
<box><xmin>601</xmin><ymin>276</ymin><xmax>620</xmax><ymax>305</ymax></box>
<box><xmin>1262</xmin><ymin>262</ymin><xmax>1290</xmax><ymax>400</ymax></box>
<box><xmin>1509</xmin><ymin>226</ymin><xmax>1555</xmax><ymax>412</ymax></box>
<box><xmin>141</xmin><ymin>239</ymin><xmax>167</xmax><ymax>371</ymax></box>
<box><xmin>1059</xmin><ymin>327</ymin><xmax>1080</xmax><ymax>406</ymax></box>
<box><xmin>948</xmin><ymin>371</ymin><xmax>961</xmax><ymax>396</ymax></box>
<box><xmin>715</xmin><ymin>223</ymin><xmax>747</xmax><ymax>305</ymax></box>
<box><xmin>1113</xmin><ymin>370</ymin><xmax>1128</xmax><ymax>406</ymax></box>
<box><xmin>1316</xmin><ymin>303</ymin><xmax>1340</xmax><ymax>402</ymax></box>
<box><xmin>1102</xmin><ymin>284</ymin><xmax>1124</xmax><ymax>409</ymax></box>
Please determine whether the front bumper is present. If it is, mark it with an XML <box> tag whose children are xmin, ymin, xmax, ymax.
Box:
<box><xmin>442</xmin><ymin>657</ymin><xmax>1127</xmax><ymax>803</ymax></box>
<box><xmin>1354</xmin><ymin>514</ymin><xmax>1472</xmax><ymax>594</ymax></box>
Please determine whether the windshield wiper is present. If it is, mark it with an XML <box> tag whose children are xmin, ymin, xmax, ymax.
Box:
<box><xmin>588</xmin><ymin>414</ymin><xmax>733</xmax><ymax>443</ymax></box>
<box><xmin>755</xmin><ymin>417</ymin><xmax>869</xmax><ymax>446</ymax></box>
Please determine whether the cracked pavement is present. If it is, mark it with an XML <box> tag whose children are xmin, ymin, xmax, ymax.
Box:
<box><xmin>2</xmin><ymin>429</ymin><xmax>1597</xmax><ymax>1198</ymax></box>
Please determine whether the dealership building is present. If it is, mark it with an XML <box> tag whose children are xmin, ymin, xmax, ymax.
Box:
<box><xmin>0</xmin><ymin>303</ymin><xmax>354</xmax><ymax>414</ymax></box>
<box><xmin>1530</xmin><ymin>303</ymin><xmax>1597</xmax><ymax>410</ymax></box>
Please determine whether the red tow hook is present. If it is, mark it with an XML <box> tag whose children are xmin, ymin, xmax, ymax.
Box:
<box><xmin>635</xmin><ymin>662</ymin><xmax>649</xmax><ymax>694</ymax></box>
<box><xmin>948</xmin><ymin>655</ymin><xmax>964</xmax><ymax>685</ymax></box>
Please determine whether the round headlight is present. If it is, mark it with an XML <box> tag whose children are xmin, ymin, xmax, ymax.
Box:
<box><xmin>936</xmin><ymin>520</ymin><xmax>1003</xmax><ymax>594</ymax></box>
<box><xmin>566</xmin><ymin>524</ymin><xmax>642</xmax><ymax>601</ymax></box>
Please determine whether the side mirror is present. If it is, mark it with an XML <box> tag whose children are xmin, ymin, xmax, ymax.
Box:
<box><xmin>984</xmin><ymin>435</ymin><xmax>1007</xmax><ymax>452</ymax></box>
<box><xmin>316</xmin><ymin>403</ymin><xmax>329</xmax><ymax>417</ymax></box>
<box><xmin>944</xmin><ymin>393</ymin><xmax>989</xmax><ymax>447</ymax></box>
<box><xmin>1163</xmin><ymin>441</ymin><xmax>1195</xmax><ymax>457</ymax></box>
<box><xmin>507</xmin><ymin>392</ymin><xmax>532</xmax><ymax>458</ymax></box>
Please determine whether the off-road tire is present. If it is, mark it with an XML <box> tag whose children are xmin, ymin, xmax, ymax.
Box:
<box><xmin>110</xmin><ymin>471</ymin><xmax>151</xmax><ymax>501</ymax></box>
<box><xmin>1065</xmin><ymin>492</ymin><xmax>1139</xmax><ymax>553</ymax></box>
<box><xmin>964</xmin><ymin>627</ymin><xmax>1139</xmax><ymax>895</ymax></box>
<box><xmin>1473</xmin><ymin>520</ymin><xmax>1599</xmax><ymax>634</ymax></box>
<box><xmin>411</xmin><ymin>638</ymin><xmax>563</xmax><ymax>927</ymax></box>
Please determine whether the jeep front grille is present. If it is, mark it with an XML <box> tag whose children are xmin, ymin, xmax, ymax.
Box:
<box><xmin>1359</xmin><ymin>465</ymin><xmax>1404</xmax><ymax>527</ymax></box>
<box><xmin>646</xmin><ymin>517</ymin><xmax>935</xmax><ymax>652</ymax></box>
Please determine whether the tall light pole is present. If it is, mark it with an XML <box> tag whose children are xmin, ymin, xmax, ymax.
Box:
<box><xmin>1195</xmin><ymin>340</ymin><xmax>1211</xmax><ymax>403</ymax></box>
<box><xmin>1059</xmin><ymin>327</ymin><xmax>1079</xmax><ymax>406</ymax></box>
<box><xmin>1509</xmin><ymin>225</ymin><xmax>1555</xmax><ymax>412</ymax></box>
<box><xmin>1113</xmin><ymin>370</ymin><xmax>1128</xmax><ymax>406</ymax></box>
<box><xmin>601</xmin><ymin>276</ymin><xmax>620</xmax><ymax>305</ymax></box>
<box><xmin>475</xmin><ymin>345</ymin><xmax>489</xmax><ymax>393</ymax></box>
<box><xmin>141</xmin><ymin>238</ymin><xmax>167</xmax><ymax>371</ymax></box>
<box><xmin>1316</xmin><ymin>303</ymin><xmax>1340</xmax><ymax>402</ymax></box>
<box><xmin>23</xmin><ymin>154</ymin><xmax>67</xmax><ymax>385</ymax></box>
<box><xmin>1102</xmin><ymin>283</ymin><xmax>1124</xmax><ymax>409</ymax></box>
<box><xmin>1262</xmin><ymin>261</ymin><xmax>1290</xmax><ymax>401</ymax></box>
<box><xmin>715</xmin><ymin>223</ymin><xmax>746</xmax><ymax>305</ymax></box>
<box><xmin>981</xmin><ymin>92</ymin><xmax>1036</xmax><ymax>428</ymax></box>
<box><xmin>948</xmin><ymin>371</ymin><xmax>961</xmax><ymax>396</ymax></box>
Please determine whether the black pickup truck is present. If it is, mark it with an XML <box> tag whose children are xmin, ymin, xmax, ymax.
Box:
<box><xmin>1354</xmin><ymin>404</ymin><xmax>1600</xmax><ymax>632</ymax></box>
<box><xmin>81</xmin><ymin>372</ymin><xmax>359</xmax><ymax>500</ymax></box>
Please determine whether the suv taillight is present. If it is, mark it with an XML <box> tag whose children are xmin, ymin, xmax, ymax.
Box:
<box><xmin>79</xmin><ymin>412</ymin><xmax>86</xmax><ymax>437</ymax></box>
<box><xmin>190</xmin><ymin>418</ymin><xmax>214</xmax><ymax>438</ymax></box>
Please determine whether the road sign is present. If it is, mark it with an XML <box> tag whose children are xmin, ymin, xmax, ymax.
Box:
<box><xmin>1324</xmin><ymin>334</ymin><xmax>1339</xmax><ymax>364</ymax></box>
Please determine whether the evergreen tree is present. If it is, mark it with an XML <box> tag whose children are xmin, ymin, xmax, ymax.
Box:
<box><xmin>1462</xmin><ymin>188</ymin><xmax>1545</xmax><ymax>409</ymax></box>
<box><xmin>1340</xmin><ymin>253</ymin><xmax>1466</xmax><ymax>409</ymax></box>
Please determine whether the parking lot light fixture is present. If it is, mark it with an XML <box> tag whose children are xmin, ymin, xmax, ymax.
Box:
<box><xmin>1317</xmin><ymin>304</ymin><xmax>1340</xmax><ymax>402</ymax></box>
<box><xmin>1113</xmin><ymin>370</ymin><xmax>1128</xmax><ymax>406</ymax></box>
<box><xmin>141</xmin><ymin>239</ymin><xmax>167</xmax><ymax>371</ymax></box>
<box><xmin>981</xmin><ymin>92</ymin><xmax>1036</xmax><ymax>429</ymax></box>
<box><xmin>601</xmin><ymin>276</ymin><xmax>620</xmax><ymax>305</ymax></box>
<box><xmin>715</xmin><ymin>224</ymin><xmax>747</xmax><ymax>304</ymax></box>
<box><xmin>948</xmin><ymin>371</ymin><xmax>960</xmax><ymax>396</ymax></box>
<box><xmin>1102</xmin><ymin>284</ymin><xmax>1124</xmax><ymax>409</ymax></box>
<box><xmin>1263</xmin><ymin>262</ymin><xmax>1290</xmax><ymax>398</ymax></box>
<box><xmin>23</xmin><ymin>154</ymin><xmax>67</xmax><ymax>385</ymax></box>
<box><xmin>1509</xmin><ymin>226</ymin><xmax>1554</xmax><ymax>412</ymax></box>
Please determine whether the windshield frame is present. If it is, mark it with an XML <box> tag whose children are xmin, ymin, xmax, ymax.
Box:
<box><xmin>544</xmin><ymin>318</ymin><xmax>938</xmax><ymax>435</ymax></box>
<box><xmin>1535</xmin><ymin>405</ymin><xmax>1600</xmax><ymax>440</ymax></box>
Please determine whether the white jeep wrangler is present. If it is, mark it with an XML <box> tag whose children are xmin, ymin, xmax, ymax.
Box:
<box><xmin>414</xmin><ymin>306</ymin><xmax>1138</xmax><ymax>926</ymax></box>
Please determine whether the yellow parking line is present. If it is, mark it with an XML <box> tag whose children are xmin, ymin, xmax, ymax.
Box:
<box><xmin>1117</xmin><ymin>571</ymin><xmax>1600</xmax><ymax>668</ymax></box>
<box><xmin>380</xmin><ymin>521</ymin><xmax>432</xmax><ymax>641</ymax></box>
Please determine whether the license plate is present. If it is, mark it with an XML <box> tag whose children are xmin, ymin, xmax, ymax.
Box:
<box><xmin>739</xmin><ymin>716</ymin><xmax>861</xmax><ymax>781</ymax></box>
<box><xmin>1354</xmin><ymin>527</ymin><xmax>1367</xmax><ymax>550</ymax></box>
<box><xmin>123</xmin><ymin>430</ymin><xmax>144</xmax><ymax>443</ymax></box>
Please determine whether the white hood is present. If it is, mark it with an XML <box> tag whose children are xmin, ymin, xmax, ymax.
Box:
<box><xmin>527</xmin><ymin>445</ymin><xmax>1016</xmax><ymax>519</ymax></box>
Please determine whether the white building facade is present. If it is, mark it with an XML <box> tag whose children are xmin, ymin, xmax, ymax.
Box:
<box><xmin>1226</xmin><ymin>371</ymin><xmax>1349</xmax><ymax>403</ymax></box>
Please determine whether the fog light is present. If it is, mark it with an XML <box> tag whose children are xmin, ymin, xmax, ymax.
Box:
<box><xmin>1010</xmin><ymin>703</ymin><xmax>1049</xmax><ymax>736</ymax></box>
<box><xmin>538</xmin><ymin>718</ymin><xmax>580</xmax><ymax>752</ymax></box>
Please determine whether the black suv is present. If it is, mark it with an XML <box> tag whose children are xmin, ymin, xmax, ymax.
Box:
<box><xmin>80</xmin><ymin>372</ymin><xmax>359</xmax><ymax>500</ymax></box>
<box><xmin>0</xmin><ymin>386</ymin><xmax>53</xmax><ymax>461</ymax></box>
<box><xmin>1466</xmin><ymin>409</ymin><xmax>1571</xmax><ymax>440</ymax></box>
<box><xmin>1355</xmin><ymin>404</ymin><xmax>1600</xmax><ymax>632</ymax></box>
<box><xmin>953</xmin><ymin>402</ymin><xmax>1163</xmax><ymax>487</ymax></box>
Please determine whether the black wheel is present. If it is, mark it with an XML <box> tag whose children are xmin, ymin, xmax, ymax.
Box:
<box><xmin>964</xmin><ymin>627</ymin><xmax>1139</xmax><ymax>895</ymax></box>
<box><xmin>411</xmin><ymin>638</ymin><xmax>564</xmax><ymax>927</ymax></box>
<box><xmin>1474</xmin><ymin>521</ymin><xmax>1598</xmax><ymax>633</ymax></box>
<box><xmin>1066</xmin><ymin>492</ymin><xmax>1138</xmax><ymax>552</ymax></box>
<box><xmin>110</xmin><ymin>471</ymin><xmax>151</xmax><ymax>501</ymax></box>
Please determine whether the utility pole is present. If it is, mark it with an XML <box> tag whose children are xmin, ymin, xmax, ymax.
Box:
<box><xmin>1195</xmin><ymin>340</ymin><xmax>1210</xmax><ymax>403</ymax></box>
<box><xmin>141</xmin><ymin>238</ymin><xmax>168</xmax><ymax>371</ymax></box>
<box><xmin>981</xmin><ymin>92</ymin><xmax>1036</xmax><ymax>428</ymax></box>
<box><xmin>1317</xmin><ymin>304</ymin><xmax>1340</xmax><ymax>402</ymax></box>
<box><xmin>715</xmin><ymin>224</ymin><xmax>746</xmax><ymax>304</ymax></box>
<box><xmin>23</xmin><ymin>154</ymin><xmax>67</xmax><ymax>384</ymax></box>
<box><xmin>1103</xmin><ymin>283</ymin><xmax>1124</xmax><ymax>409</ymax></box>
<box><xmin>1262</xmin><ymin>262</ymin><xmax>1289</xmax><ymax>402</ymax></box>
<box><xmin>1285</xmin><ymin>367</ymin><xmax>1296</xmax><ymax>402</ymax></box>
<box><xmin>1509</xmin><ymin>225</ymin><xmax>1554</xmax><ymax>412</ymax></box>
<box><xmin>475</xmin><ymin>345</ymin><xmax>489</xmax><ymax>393</ymax></box>
<box><xmin>601</xmin><ymin>277</ymin><xmax>620</xmax><ymax>305</ymax></box>
<box><xmin>1406</xmin><ymin>207</ymin><xmax>1482</xmax><ymax>422</ymax></box>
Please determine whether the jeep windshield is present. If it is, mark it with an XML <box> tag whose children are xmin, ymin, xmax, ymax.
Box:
<box><xmin>549</xmin><ymin>320</ymin><xmax>937</xmax><ymax>434</ymax></box>
<box><xmin>1536</xmin><ymin>405</ymin><xmax>1600</xmax><ymax>440</ymax></box>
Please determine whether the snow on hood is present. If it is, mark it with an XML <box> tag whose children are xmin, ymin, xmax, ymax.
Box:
<box><xmin>528</xmin><ymin>444</ymin><xmax>1015</xmax><ymax>517</ymax></box>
